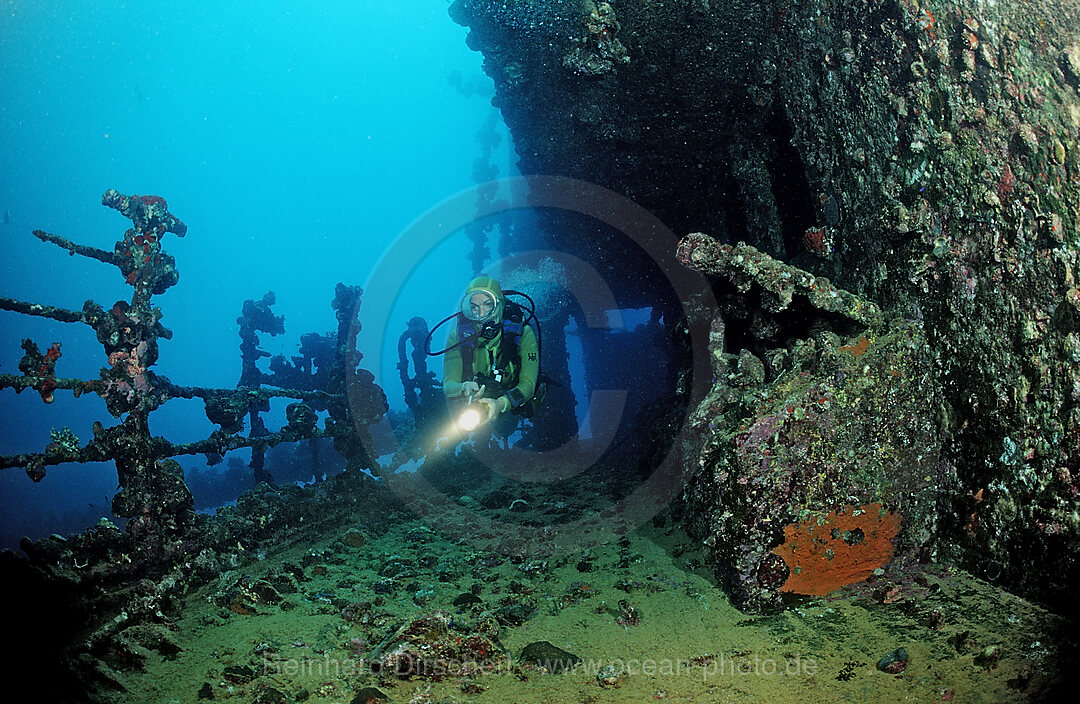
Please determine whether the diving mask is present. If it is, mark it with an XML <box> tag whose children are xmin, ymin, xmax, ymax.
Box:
<box><xmin>461</xmin><ymin>288</ymin><xmax>499</xmax><ymax>322</ymax></box>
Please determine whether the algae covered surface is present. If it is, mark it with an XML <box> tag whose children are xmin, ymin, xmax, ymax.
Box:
<box><xmin>116</xmin><ymin>494</ymin><xmax>1073</xmax><ymax>704</ymax></box>
<box><xmin>450</xmin><ymin>0</ymin><xmax>1080</xmax><ymax>612</ymax></box>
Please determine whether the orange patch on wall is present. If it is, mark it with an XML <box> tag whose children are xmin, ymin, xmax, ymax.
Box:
<box><xmin>772</xmin><ymin>503</ymin><xmax>901</xmax><ymax>596</ymax></box>
<box><xmin>841</xmin><ymin>335</ymin><xmax>871</xmax><ymax>357</ymax></box>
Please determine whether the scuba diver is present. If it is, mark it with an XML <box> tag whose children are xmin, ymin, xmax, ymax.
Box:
<box><xmin>427</xmin><ymin>276</ymin><xmax>542</xmax><ymax>434</ymax></box>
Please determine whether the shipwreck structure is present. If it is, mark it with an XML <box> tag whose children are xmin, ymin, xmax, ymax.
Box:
<box><xmin>0</xmin><ymin>190</ymin><xmax>395</xmax><ymax>694</ymax></box>
<box><xmin>449</xmin><ymin>0</ymin><xmax>1080</xmax><ymax>611</ymax></box>
<box><xmin>2</xmin><ymin>0</ymin><xmax>1079</xmax><ymax>696</ymax></box>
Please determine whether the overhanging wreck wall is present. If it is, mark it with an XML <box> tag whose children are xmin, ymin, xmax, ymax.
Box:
<box><xmin>450</xmin><ymin>0</ymin><xmax>1080</xmax><ymax>611</ymax></box>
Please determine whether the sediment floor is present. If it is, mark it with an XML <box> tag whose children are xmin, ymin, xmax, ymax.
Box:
<box><xmin>115</xmin><ymin>493</ymin><xmax>1073</xmax><ymax>704</ymax></box>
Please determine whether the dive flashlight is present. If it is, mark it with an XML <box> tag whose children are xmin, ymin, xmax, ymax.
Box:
<box><xmin>458</xmin><ymin>406</ymin><xmax>483</xmax><ymax>432</ymax></box>
<box><xmin>458</xmin><ymin>392</ymin><xmax>482</xmax><ymax>432</ymax></box>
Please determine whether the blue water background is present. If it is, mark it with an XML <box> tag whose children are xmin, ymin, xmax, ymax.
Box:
<box><xmin>0</xmin><ymin>1</ymin><xmax>529</xmax><ymax>547</ymax></box>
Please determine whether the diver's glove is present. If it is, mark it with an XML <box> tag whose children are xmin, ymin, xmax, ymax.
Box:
<box><xmin>477</xmin><ymin>395</ymin><xmax>511</xmax><ymax>423</ymax></box>
<box><xmin>460</xmin><ymin>381</ymin><xmax>486</xmax><ymax>399</ymax></box>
